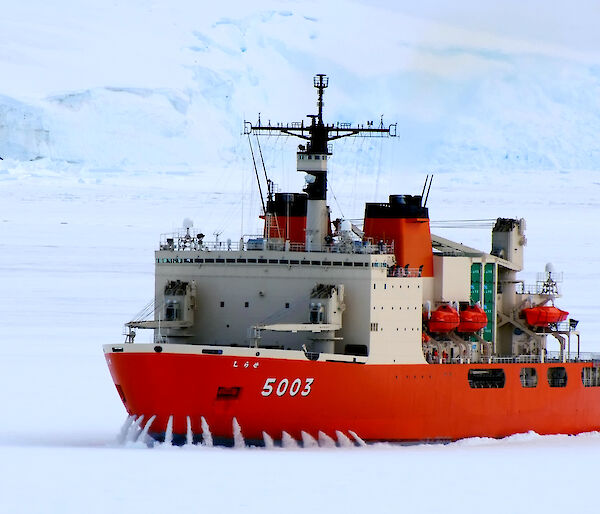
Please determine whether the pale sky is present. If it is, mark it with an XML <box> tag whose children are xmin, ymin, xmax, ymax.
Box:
<box><xmin>366</xmin><ymin>0</ymin><xmax>600</xmax><ymax>53</ymax></box>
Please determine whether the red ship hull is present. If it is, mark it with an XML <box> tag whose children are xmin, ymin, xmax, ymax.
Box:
<box><xmin>105</xmin><ymin>348</ymin><xmax>600</xmax><ymax>443</ymax></box>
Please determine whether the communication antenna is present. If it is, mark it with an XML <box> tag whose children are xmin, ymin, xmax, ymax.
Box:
<box><xmin>244</xmin><ymin>74</ymin><xmax>397</xmax><ymax>162</ymax></box>
<box><xmin>423</xmin><ymin>175</ymin><xmax>434</xmax><ymax>207</ymax></box>
<box><xmin>421</xmin><ymin>175</ymin><xmax>430</xmax><ymax>199</ymax></box>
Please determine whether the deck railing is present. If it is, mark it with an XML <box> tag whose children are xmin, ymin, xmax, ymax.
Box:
<box><xmin>438</xmin><ymin>352</ymin><xmax>600</xmax><ymax>365</ymax></box>
<box><xmin>159</xmin><ymin>230</ymin><xmax>394</xmax><ymax>255</ymax></box>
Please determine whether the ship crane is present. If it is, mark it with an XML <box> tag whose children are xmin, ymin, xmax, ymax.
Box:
<box><xmin>244</xmin><ymin>74</ymin><xmax>397</xmax><ymax>252</ymax></box>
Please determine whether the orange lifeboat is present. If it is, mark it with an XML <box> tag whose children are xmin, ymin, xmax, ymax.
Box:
<box><xmin>427</xmin><ymin>305</ymin><xmax>460</xmax><ymax>333</ymax></box>
<box><xmin>458</xmin><ymin>304</ymin><xmax>488</xmax><ymax>333</ymax></box>
<box><xmin>522</xmin><ymin>306</ymin><xmax>568</xmax><ymax>327</ymax></box>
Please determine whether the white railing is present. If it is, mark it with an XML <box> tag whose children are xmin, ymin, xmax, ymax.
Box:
<box><xmin>491</xmin><ymin>355</ymin><xmax>543</xmax><ymax>364</ymax></box>
<box><xmin>159</xmin><ymin>230</ymin><xmax>394</xmax><ymax>255</ymax></box>
<box><xmin>431</xmin><ymin>352</ymin><xmax>600</xmax><ymax>365</ymax></box>
<box><xmin>159</xmin><ymin>230</ymin><xmax>243</xmax><ymax>252</ymax></box>
<box><xmin>388</xmin><ymin>266</ymin><xmax>423</xmax><ymax>278</ymax></box>
<box><xmin>537</xmin><ymin>271</ymin><xmax>563</xmax><ymax>283</ymax></box>
<box><xmin>518</xmin><ymin>283</ymin><xmax>562</xmax><ymax>295</ymax></box>
<box><xmin>571</xmin><ymin>352</ymin><xmax>600</xmax><ymax>362</ymax></box>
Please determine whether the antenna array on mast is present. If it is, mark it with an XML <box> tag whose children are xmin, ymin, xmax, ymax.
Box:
<box><xmin>243</xmin><ymin>74</ymin><xmax>397</xmax><ymax>155</ymax></box>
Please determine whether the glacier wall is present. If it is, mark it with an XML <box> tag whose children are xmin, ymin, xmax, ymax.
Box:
<box><xmin>1</xmin><ymin>0</ymin><xmax>600</xmax><ymax>173</ymax></box>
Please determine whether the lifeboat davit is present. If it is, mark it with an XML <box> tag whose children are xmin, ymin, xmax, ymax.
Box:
<box><xmin>427</xmin><ymin>305</ymin><xmax>460</xmax><ymax>333</ymax></box>
<box><xmin>458</xmin><ymin>304</ymin><xmax>488</xmax><ymax>333</ymax></box>
<box><xmin>522</xmin><ymin>306</ymin><xmax>569</xmax><ymax>327</ymax></box>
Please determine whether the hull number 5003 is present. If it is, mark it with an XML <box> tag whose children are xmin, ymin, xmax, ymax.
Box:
<box><xmin>261</xmin><ymin>378</ymin><xmax>314</xmax><ymax>397</ymax></box>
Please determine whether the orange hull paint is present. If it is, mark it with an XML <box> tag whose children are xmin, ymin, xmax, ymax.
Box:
<box><xmin>106</xmin><ymin>352</ymin><xmax>600</xmax><ymax>442</ymax></box>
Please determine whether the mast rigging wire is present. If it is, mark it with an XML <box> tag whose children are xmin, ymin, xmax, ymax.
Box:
<box><xmin>255</xmin><ymin>134</ymin><xmax>272</xmax><ymax>200</ymax></box>
<box><xmin>247</xmin><ymin>134</ymin><xmax>266</xmax><ymax>215</ymax></box>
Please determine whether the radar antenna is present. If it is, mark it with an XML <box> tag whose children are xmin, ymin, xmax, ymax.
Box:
<box><xmin>244</xmin><ymin>74</ymin><xmax>396</xmax><ymax>155</ymax></box>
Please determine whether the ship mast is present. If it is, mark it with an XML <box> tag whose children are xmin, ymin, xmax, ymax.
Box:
<box><xmin>244</xmin><ymin>74</ymin><xmax>397</xmax><ymax>251</ymax></box>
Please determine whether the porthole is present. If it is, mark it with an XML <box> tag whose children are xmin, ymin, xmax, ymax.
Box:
<box><xmin>520</xmin><ymin>367</ymin><xmax>537</xmax><ymax>388</ymax></box>
<box><xmin>547</xmin><ymin>367</ymin><xmax>567</xmax><ymax>388</ymax></box>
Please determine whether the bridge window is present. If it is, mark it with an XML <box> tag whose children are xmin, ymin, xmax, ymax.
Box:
<box><xmin>520</xmin><ymin>367</ymin><xmax>538</xmax><ymax>388</ymax></box>
<box><xmin>468</xmin><ymin>369</ymin><xmax>505</xmax><ymax>389</ymax></box>
<box><xmin>547</xmin><ymin>367</ymin><xmax>568</xmax><ymax>388</ymax></box>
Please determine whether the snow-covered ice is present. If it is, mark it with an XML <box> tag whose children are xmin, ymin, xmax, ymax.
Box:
<box><xmin>2</xmin><ymin>1</ymin><xmax>600</xmax><ymax>513</ymax></box>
